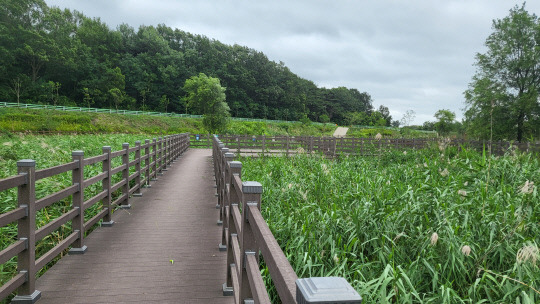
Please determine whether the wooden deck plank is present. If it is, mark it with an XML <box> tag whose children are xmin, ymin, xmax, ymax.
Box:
<box><xmin>35</xmin><ymin>149</ymin><xmax>233</xmax><ymax>304</ymax></box>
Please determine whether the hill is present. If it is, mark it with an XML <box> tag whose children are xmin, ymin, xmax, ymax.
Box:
<box><xmin>0</xmin><ymin>0</ymin><xmax>394</xmax><ymax>126</ymax></box>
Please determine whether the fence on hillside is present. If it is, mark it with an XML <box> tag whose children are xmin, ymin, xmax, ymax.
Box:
<box><xmin>1</xmin><ymin>101</ymin><xmax>404</xmax><ymax>129</ymax></box>
<box><xmin>193</xmin><ymin>134</ymin><xmax>540</xmax><ymax>157</ymax></box>
<box><xmin>0</xmin><ymin>102</ymin><xmax>316</xmax><ymax>125</ymax></box>
<box><xmin>0</xmin><ymin>134</ymin><xmax>190</xmax><ymax>302</ymax></box>
<box><xmin>213</xmin><ymin>136</ymin><xmax>362</xmax><ymax>303</ymax></box>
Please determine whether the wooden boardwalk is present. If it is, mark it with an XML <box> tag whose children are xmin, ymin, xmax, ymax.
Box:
<box><xmin>34</xmin><ymin>149</ymin><xmax>233</xmax><ymax>304</ymax></box>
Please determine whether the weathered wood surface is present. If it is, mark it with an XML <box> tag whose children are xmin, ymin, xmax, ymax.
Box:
<box><xmin>35</xmin><ymin>149</ymin><xmax>233</xmax><ymax>304</ymax></box>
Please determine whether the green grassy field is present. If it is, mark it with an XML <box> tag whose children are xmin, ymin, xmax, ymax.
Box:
<box><xmin>239</xmin><ymin>147</ymin><xmax>539</xmax><ymax>303</ymax></box>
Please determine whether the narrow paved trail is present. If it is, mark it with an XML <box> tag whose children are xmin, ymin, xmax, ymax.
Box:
<box><xmin>35</xmin><ymin>149</ymin><xmax>233</xmax><ymax>304</ymax></box>
<box><xmin>333</xmin><ymin>127</ymin><xmax>349</xmax><ymax>137</ymax></box>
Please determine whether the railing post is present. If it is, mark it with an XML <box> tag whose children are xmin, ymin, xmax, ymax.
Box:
<box><xmin>162</xmin><ymin>136</ymin><xmax>168</xmax><ymax>171</ymax></box>
<box><xmin>144</xmin><ymin>139</ymin><xmax>151</xmax><ymax>188</ymax></box>
<box><xmin>101</xmin><ymin>146</ymin><xmax>114</xmax><ymax>226</ymax></box>
<box><xmin>12</xmin><ymin>160</ymin><xmax>41</xmax><ymax>303</ymax></box>
<box><xmin>134</xmin><ymin>141</ymin><xmax>142</xmax><ymax>197</ymax></box>
<box><xmin>218</xmin><ymin>147</ymin><xmax>229</xmax><ymax>209</ymax></box>
<box><xmin>218</xmin><ymin>152</ymin><xmax>235</xmax><ymax>226</ymax></box>
<box><xmin>286</xmin><ymin>136</ymin><xmax>290</xmax><ymax>157</ymax></box>
<box><xmin>157</xmin><ymin>137</ymin><xmax>164</xmax><ymax>176</ymax></box>
<box><xmin>239</xmin><ymin>181</ymin><xmax>262</xmax><ymax>302</ymax></box>
<box><xmin>171</xmin><ymin>135</ymin><xmax>176</xmax><ymax>161</ymax></box>
<box><xmin>152</xmin><ymin>138</ymin><xmax>158</xmax><ymax>181</ymax></box>
<box><xmin>120</xmin><ymin>143</ymin><xmax>131</xmax><ymax>209</ymax></box>
<box><xmin>69</xmin><ymin>150</ymin><xmax>87</xmax><ymax>254</ymax></box>
<box><xmin>262</xmin><ymin>135</ymin><xmax>266</xmax><ymax>157</ymax></box>
<box><xmin>219</xmin><ymin>161</ymin><xmax>241</xmax><ymax>251</ymax></box>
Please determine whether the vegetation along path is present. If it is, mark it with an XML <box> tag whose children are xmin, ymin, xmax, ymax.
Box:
<box><xmin>34</xmin><ymin>149</ymin><xmax>233</xmax><ymax>304</ymax></box>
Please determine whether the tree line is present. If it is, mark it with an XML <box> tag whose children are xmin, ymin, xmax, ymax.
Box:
<box><xmin>0</xmin><ymin>0</ymin><xmax>397</xmax><ymax>126</ymax></box>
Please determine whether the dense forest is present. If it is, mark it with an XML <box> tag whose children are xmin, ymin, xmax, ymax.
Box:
<box><xmin>0</xmin><ymin>0</ymin><xmax>395</xmax><ymax>126</ymax></box>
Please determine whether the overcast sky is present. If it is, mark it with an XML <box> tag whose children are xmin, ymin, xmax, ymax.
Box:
<box><xmin>44</xmin><ymin>0</ymin><xmax>539</xmax><ymax>125</ymax></box>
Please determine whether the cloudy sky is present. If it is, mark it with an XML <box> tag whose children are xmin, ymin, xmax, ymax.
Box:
<box><xmin>44</xmin><ymin>0</ymin><xmax>539</xmax><ymax>125</ymax></box>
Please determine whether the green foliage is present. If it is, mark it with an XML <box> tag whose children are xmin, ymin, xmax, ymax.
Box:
<box><xmin>183</xmin><ymin>73</ymin><xmax>230</xmax><ymax>134</ymax></box>
<box><xmin>319</xmin><ymin>114</ymin><xmax>330</xmax><ymax>123</ymax></box>
<box><xmin>0</xmin><ymin>108</ymin><xmax>204</xmax><ymax>134</ymax></box>
<box><xmin>434</xmin><ymin>109</ymin><xmax>456</xmax><ymax>136</ymax></box>
<box><xmin>299</xmin><ymin>114</ymin><xmax>311</xmax><ymax>126</ymax></box>
<box><xmin>0</xmin><ymin>0</ymin><xmax>382</xmax><ymax>125</ymax></box>
<box><xmin>347</xmin><ymin>127</ymin><xmax>398</xmax><ymax>138</ymax></box>
<box><xmin>465</xmin><ymin>4</ymin><xmax>540</xmax><ymax>141</ymax></box>
<box><xmin>240</xmin><ymin>148</ymin><xmax>540</xmax><ymax>303</ymax></box>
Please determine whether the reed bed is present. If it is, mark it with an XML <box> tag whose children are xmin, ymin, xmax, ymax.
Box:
<box><xmin>240</xmin><ymin>147</ymin><xmax>539</xmax><ymax>303</ymax></box>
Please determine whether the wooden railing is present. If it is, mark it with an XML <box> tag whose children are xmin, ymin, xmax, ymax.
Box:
<box><xmin>213</xmin><ymin>136</ymin><xmax>362</xmax><ymax>303</ymax></box>
<box><xmin>211</xmin><ymin>135</ymin><xmax>540</xmax><ymax>157</ymax></box>
<box><xmin>0</xmin><ymin>133</ymin><xmax>190</xmax><ymax>303</ymax></box>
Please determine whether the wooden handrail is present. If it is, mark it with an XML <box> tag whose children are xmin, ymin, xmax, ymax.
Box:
<box><xmin>213</xmin><ymin>135</ymin><xmax>361</xmax><ymax>303</ymax></box>
<box><xmin>0</xmin><ymin>133</ymin><xmax>190</xmax><ymax>302</ymax></box>
<box><xmin>211</xmin><ymin>135</ymin><xmax>540</xmax><ymax>157</ymax></box>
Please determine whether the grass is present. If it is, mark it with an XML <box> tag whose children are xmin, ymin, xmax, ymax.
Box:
<box><xmin>0</xmin><ymin>108</ymin><xmax>204</xmax><ymax>135</ymax></box>
<box><xmin>0</xmin><ymin>107</ymin><xmax>435</xmax><ymax>138</ymax></box>
<box><xmin>239</xmin><ymin>147</ymin><xmax>539</xmax><ymax>303</ymax></box>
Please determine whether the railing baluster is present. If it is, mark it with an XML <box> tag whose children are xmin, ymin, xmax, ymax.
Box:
<box><xmin>162</xmin><ymin>136</ymin><xmax>168</xmax><ymax>171</ymax></box>
<box><xmin>120</xmin><ymin>143</ymin><xmax>130</xmax><ymax>209</ymax></box>
<box><xmin>102</xmin><ymin>146</ymin><xmax>114</xmax><ymax>226</ymax></box>
<box><xmin>69</xmin><ymin>150</ymin><xmax>87</xmax><ymax>254</ymax></box>
<box><xmin>157</xmin><ymin>137</ymin><xmax>163</xmax><ymax>176</ymax></box>
<box><xmin>151</xmin><ymin>138</ymin><xmax>157</xmax><ymax>181</ymax></box>
<box><xmin>240</xmin><ymin>181</ymin><xmax>262</xmax><ymax>302</ymax></box>
<box><xmin>144</xmin><ymin>139</ymin><xmax>151</xmax><ymax>188</ymax></box>
<box><xmin>134</xmin><ymin>141</ymin><xmax>142</xmax><ymax>197</ymax></box>
<box><xmin>219</xmin><ymin>160</ymin><xmax>240</xmax><ymax>251</ymax></box>
<box><xmin>12</xmin><ymin>160</ymin><xmax>41</xmax><ymax>303</ymax></box>
<box><xmin>218</xmin><ymin>147</ymin><xmax>229</xmax><ymax>210</ymax></box>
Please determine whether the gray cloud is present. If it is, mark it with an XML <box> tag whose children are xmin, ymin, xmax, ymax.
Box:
<box><xmin>45</xmin><ymin>0</ymin><xmax>539</xmax><ymax>124</ymax></box>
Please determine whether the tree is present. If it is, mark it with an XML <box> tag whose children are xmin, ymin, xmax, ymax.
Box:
<box><xmin>183</xmin><ymin>73</ymin><xmax>229</xmax><ymax>133</ymax></box>
<box><xmin>400</xmin><ymin>110</ymin><xmax>416</xmax><ymax>127</ymax></box>
<box><xmin>434</xmin><ymin>109</ymin><xmax>456</xmax><ymax>136</ymax></box>
<box><xmin>465</xmin><ymin>4</ymin><xmax>540</xmax><ymax>141</ymax></box>
<box><xmin>377</xmin><ymin>105</ymin><xmax>392</xmax><ymax>126</ymax></box>
<box><xmin>83</xmin><ymin>87</ymin><xmax>93</xmax><ymax>108</ymax></box>
<box><xmin>8</xmin><ymin>74</ymin><xmax>29</xmax><ymax>104</ymax></box>
<box><xmin>108</xmin><ymin>87</ymin><xmax>123</xmax><ymax>110</ymax></box>
<box><xmin>159</xmin><ymin>94</ymin><xmax>169</xmax><ymax>113</ymax></box>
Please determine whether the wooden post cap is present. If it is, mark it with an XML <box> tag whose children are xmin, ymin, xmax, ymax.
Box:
<box><xmin>242</xmin><ymin>181</ymin><xmax>262</xmax><ymax>194</ymax></box>
<box><xmin>229</xmin><ymin>161</ymin><xmax>242</xmax><ymax>168</ymax></box>
<box><xmin>296</xmin><ymin>277</ymin><xmax>361</xmax><ymax>304</ymax></box>
<box><xmin>17</xmin><ymin>159</ymin><xmax>36</xmax><ymax>167</ymax></box>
